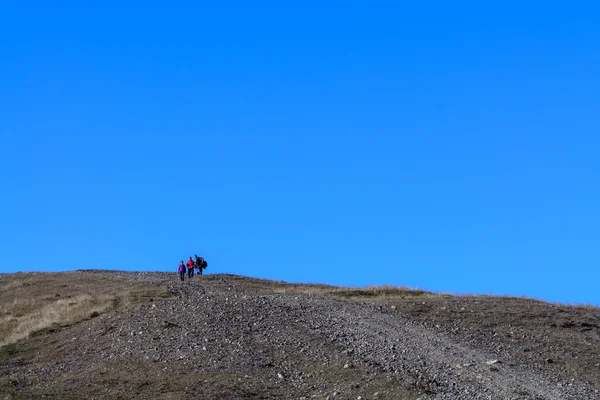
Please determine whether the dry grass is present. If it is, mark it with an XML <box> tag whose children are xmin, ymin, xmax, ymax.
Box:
<box><xmin>272</xmin><ymin>283</ymin><xmax>430</xmax><ymax>298</ymax></box>
<box><xmin>0</xmin><ymin>293</ymin><xmax>113</xmax><ymax>346</ymax></box>
<box><xmin>0</xmin><ymin>272</ymin><xmax>171</xmax><ymax>347</ymax></box>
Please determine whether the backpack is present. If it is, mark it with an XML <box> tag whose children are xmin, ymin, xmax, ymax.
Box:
<box><xmin>202</xmin><ymin>260</ymin><xmax>208</xmax><ymax>269</ymax></box>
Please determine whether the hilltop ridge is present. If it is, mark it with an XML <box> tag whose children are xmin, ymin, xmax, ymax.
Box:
<box><xmin>1</xmin><ymin>271</ymin><xmax>599</xmax><ymax>399</ymax></box>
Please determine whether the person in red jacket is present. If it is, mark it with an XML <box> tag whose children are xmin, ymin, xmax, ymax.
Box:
<box><xmin>186</xmin><ymin>257</ymin><xmax>195</xmax><ymax>278</ymax></box>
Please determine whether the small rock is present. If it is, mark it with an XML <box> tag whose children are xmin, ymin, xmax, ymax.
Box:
<box><xmin>486</xmin><ymin>359</ymin><xmax>500</xmax><ymax>365</ymax></box>
<box><xmin>161</xmin><ymin>320</ymin><xmax>179</xmax><ymax>328</ymax></box>
<box><xmin>277</xmin><ymin>373</ymin><xmax>284</xmax><ymax>380</ymax></box>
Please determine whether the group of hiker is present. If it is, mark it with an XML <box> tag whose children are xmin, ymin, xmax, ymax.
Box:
<box><xmin>178</xmin><ymin>254</ymin><xmax>208</xmax><ymax>281</ymax></box>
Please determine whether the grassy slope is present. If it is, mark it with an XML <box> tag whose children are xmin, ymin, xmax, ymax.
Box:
<box><xmin>0</xmin><ymin>272</ymin><xmax>171</xmax><ymax>347</ymax></box>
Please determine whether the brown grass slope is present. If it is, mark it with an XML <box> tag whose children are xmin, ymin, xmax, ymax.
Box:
<box><xmin>0</xmin><ymin>272</ymin><xmax>171</xmax><ymax>347</ymax></box>
<box><xmin>0</xmin><ymin>271</ymin><xmax>599</xmax><ymax>400</ymax></box>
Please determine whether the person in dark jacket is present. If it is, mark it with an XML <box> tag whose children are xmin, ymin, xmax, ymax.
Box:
<box><xmin>194</xmin><ymin>254</ymin><xmax>204</xmax><ymax>276</ymax></box>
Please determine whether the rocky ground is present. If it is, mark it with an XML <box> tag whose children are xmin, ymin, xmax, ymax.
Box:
<box><xmin>1</xmin><ymin>270</ymin><xmax>599</xmax><ymax>399</ymax></box>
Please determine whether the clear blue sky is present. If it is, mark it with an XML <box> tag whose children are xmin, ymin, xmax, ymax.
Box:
<box><xmin>1</xmin><ymin>2</ymin><xmax>599</xmax><ymax>305</ymax></box>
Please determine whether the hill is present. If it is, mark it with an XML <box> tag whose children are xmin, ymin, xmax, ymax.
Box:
<box><xmin>1</xmin><ymin>271</ymin><xmax>598</xmax><ymax>399</ymax></box>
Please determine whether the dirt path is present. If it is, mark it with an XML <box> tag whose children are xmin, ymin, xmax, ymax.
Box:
<box><xmin>269</xmin><ymin>293</ymin><xmax>586</xmax><ymax>399</ymax></box>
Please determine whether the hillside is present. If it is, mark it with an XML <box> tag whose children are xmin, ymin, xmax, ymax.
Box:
<box><xmin>1</xmin><ymin>271</ymin><xmax>599</xmax><ymax>399</ymax></box>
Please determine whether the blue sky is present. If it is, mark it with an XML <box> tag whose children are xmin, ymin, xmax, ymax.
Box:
<box><xmin>1</xmin><ymin>2</ymin><xmax>599</xmax><ymax>305</ymax></box>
